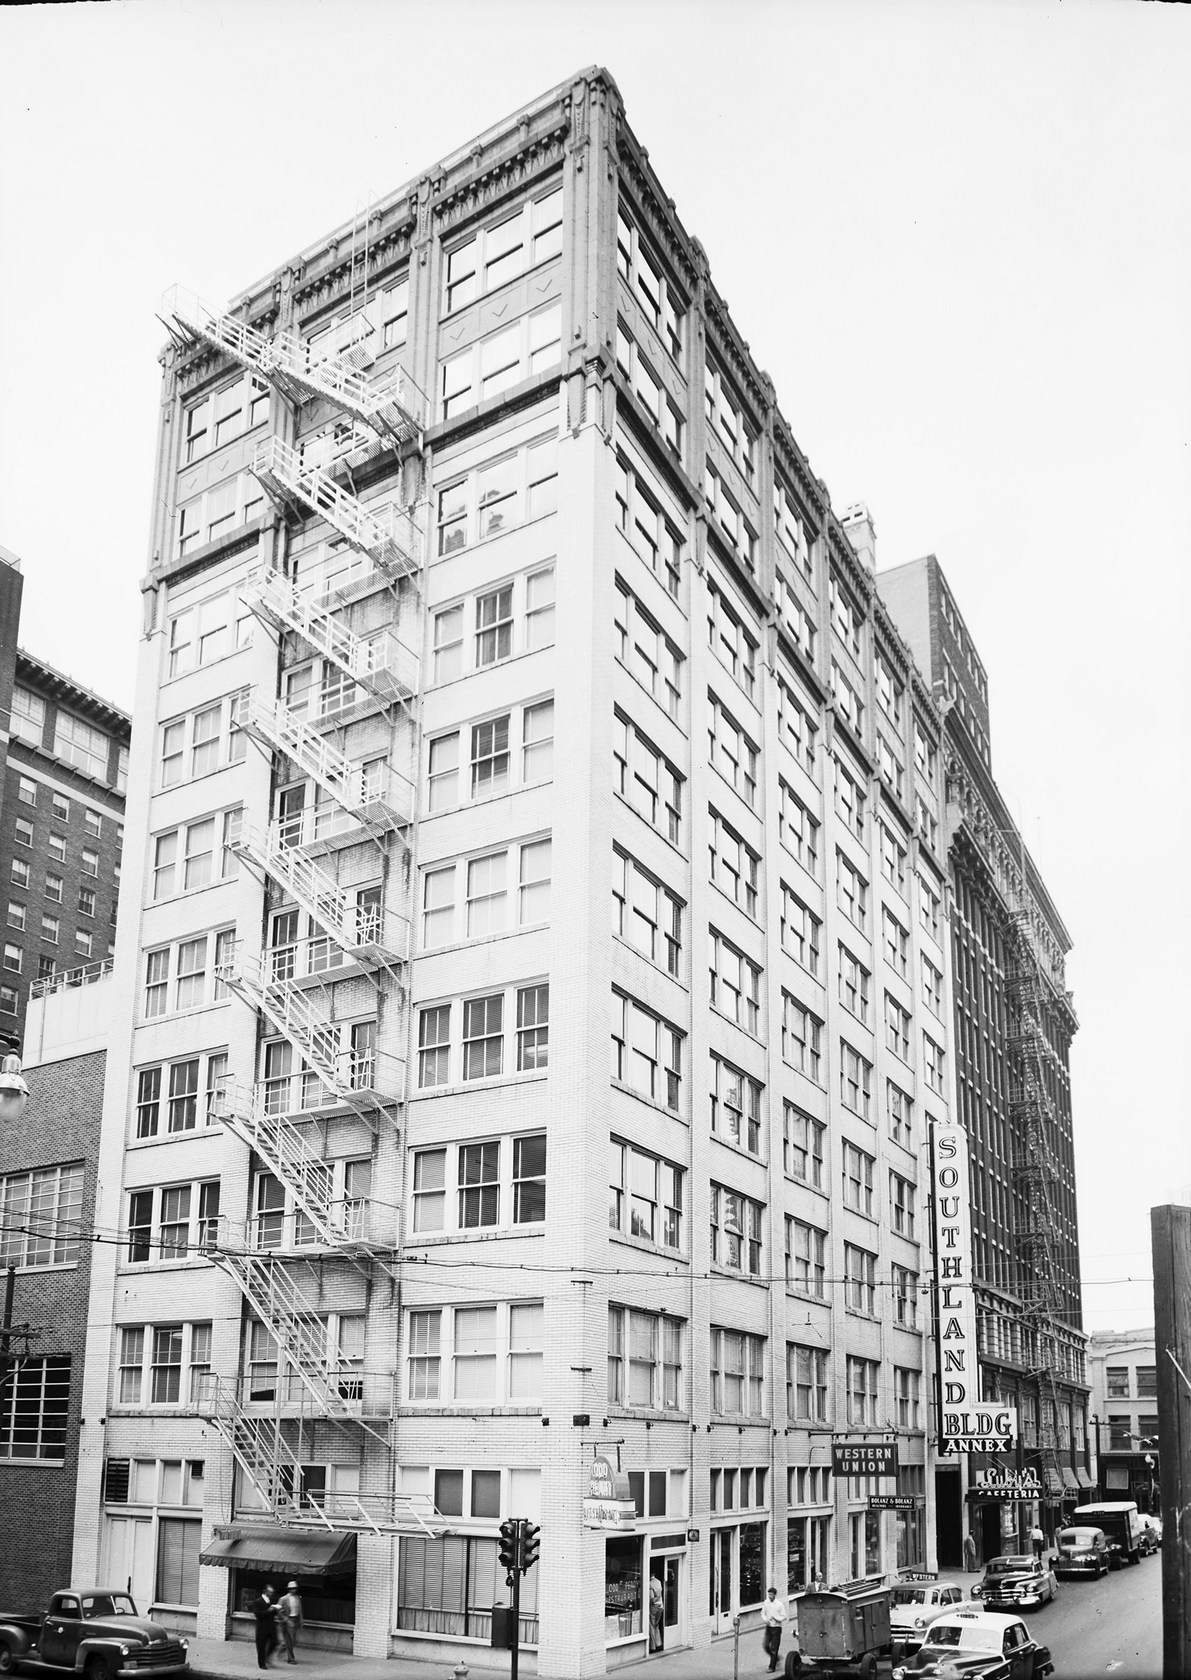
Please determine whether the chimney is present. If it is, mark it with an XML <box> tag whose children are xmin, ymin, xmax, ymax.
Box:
<box><xmin>842</xmin><ymin>503</ymin><xmax>876</xmax><ymax>573</ymax></box>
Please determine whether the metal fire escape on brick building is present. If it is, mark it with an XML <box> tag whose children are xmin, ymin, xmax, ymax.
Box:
<box><xmin>163</xmin><ymin>284</ymin><xmax>440</xmax><ymax>1535</ymax></box>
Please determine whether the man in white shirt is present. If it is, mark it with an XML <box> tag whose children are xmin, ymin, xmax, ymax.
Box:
<box><xmin>760</xmin><ymin>1586</ymin><xmax>787</xmax><ymax>1673</ymax></box>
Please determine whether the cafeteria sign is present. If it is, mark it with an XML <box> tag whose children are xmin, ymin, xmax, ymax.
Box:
<box><xmin>970</xmin><ymin>1467</ymin><xmax>1041</xmax><ymax>1504</ymax></box>
<box><xmin>832</xmin><ymin>1442</ymin><xmax>898</xmax><ymax>1477</ymax></box>
<box><xmin>582</xmin><ymin>1454</ymin><xmax>636</xmax><ymax>1530</ymax></box>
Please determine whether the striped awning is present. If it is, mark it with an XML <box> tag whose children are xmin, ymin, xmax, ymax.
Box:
<box><xmin>1062</xmin><ymin>1468</ymin><xmax>1080</xmax><ymax>1490</ymax></box>
<box><xmin>200</xmin><ymin>1528</ymin><xmax>357</xmax><ymax>1577</ymax></box>
<box><xmin>1043</xmin><ymin>1468</ymin><xmax>1065</xmax><ymax>1496</ymax></box>
<box><xmin>1075</xmin><ymin>1467</ymin><xmax>1096</xmax><ymax>1489</ymax></box>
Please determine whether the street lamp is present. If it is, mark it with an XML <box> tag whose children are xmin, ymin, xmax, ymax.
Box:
<box><xmin>0</xmin><ymin>1051</ymin><xmax>29</xmax><ymax>1125</ymax></box>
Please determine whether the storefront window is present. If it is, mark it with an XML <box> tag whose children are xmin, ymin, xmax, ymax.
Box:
<box><xmin>398</xmin><ymin>1535</ymin><xmax>538</xmax><ymax>1644</ymax></box>
<box><xmin>605</xmin><ymin>1535</ymin><xmax>643</xmax><ymax>1640</ymax></box>
<box><xmin>739</xmin><ymin>1522</ymin><xmax>765</xmax><ymax>1606</ymax></box>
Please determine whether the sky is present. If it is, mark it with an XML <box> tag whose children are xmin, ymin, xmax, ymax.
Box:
<box><xmin>2</xmin><ymin>0</ymin><xmax>1188</xmax><ymax>1335</ymax></box>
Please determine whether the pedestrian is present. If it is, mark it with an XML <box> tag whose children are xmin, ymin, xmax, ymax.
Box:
<box><xmin>963</xmin><ymin>1531</ymin><xmax>977</xmax><ymax>1573</ymax></box>
<box><xmin>760</xmin><ymin>1586</ymin><xmax>787</xmax><ymax>1674</ymax></box>
<box><xmin>248</xmin><ymin>1585</ymin><xmax>276</xmax><ymax>1670</ymax></box>
<box><xmin>275</xmin><ymin>1582</ymin><xmax>303</xmax><ymax>1664</ymax></box>
<box><xmin>647</xmin><ymin>1576</ymin><xmax>664</xmax><ymax>1652</ymax></box>
<box><xmin>1030</xmin><ymin>1523</ymin><xmax>1045</xmax><ymax>1562</ymax></box>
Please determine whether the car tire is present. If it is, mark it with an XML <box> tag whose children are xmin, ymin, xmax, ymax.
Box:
<box><xmin>0</xmin><ymin>1646</ymin><xmax>18</xmax><ymax>1676</ymax></box>
<box><xmin>85</xmin><ymin>1657</ymin><xmax>114</xmax><ymax>1680</ymax></box>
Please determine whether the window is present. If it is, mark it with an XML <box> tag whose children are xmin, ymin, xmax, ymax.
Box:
<box><xmin>17</xmin><ymin>775</ymin><xmax>36</xmax><ymax>806</ymax></box>
<box><xmin>923</xmin><ymin>1034</ymin><xmax>945</xmax><ymax>1094</ymax></box>
<box><xmin>40</xmin><ymin>914</ymin><xmax>59</xmax><ymax>945</ymax></box>
<box><xmin>788</xmin><ymin>1345</ymin><xmax>828</xmax><ymax>1423</ymax></box>
<box><xmin>828</xmin><ymin>572</ymin><xmax>863</xmax><ymax>658</ymax></box>
<box><xmin>919</xmin><ymin>874</ymin><xmax>942</xmax><ymax>939</ymax></box>
<box><xmin>776</xmin><ymin>674</ymin><xmax>819</xmax><ymax>774</ymax></box>
<box><xmin>0</xmin><ymin>1164</ymin><xmax>84</xmax><ymax>1267</ymax></box>
<box><xmin>181</xmin><ymin>372</ymin><xmax>268</xmax><ymax>465</ymax></box>
<box><xmin>892</xmin><ymin>1264</ymin><xmax>919</xmax><ymax>1330</ymax></box>
<box><xmin>1136</xmin><ymin>1365</ymin><xmax>1157</xmax><ymax>1398</ymax></box>
<box><xmin>443</xmin><ymin>182</ymin><xmax>562</xmax><ymax>311</ymax></box>
<box><xmin>838</xmin><ymin>945</ymin><xmax>871</xmax><ymax>1023</ymax></box>
<box><xmin>614</xmin><ymin>453</ymin><xmax>684</xmax><ymax>593</ymax></box>
<box><xmin>615</xmin><ymin>321</ymin><xmax>685</xmax><ymax>456</ymax></box>
<box><xmin>613</xmin><ymin>849</ymin><xmax>682</xmax><ymax>974</ymax></box>
<box><xmin>463</xmin><ymin>994</ymin><xmax>504</xmax><ymax>1080</ymax></box>
<box><xmin>10</xmin><ymin>686</ymin><xmax>46</xmax><ymax>748</ymax></box>
<box><xmin>1105</xmin><ymin>1366</ymin><xmax>1130</xmax><ymax>1399</ymax></box>
<box><xmin>13</xmin><ymin>819</ymin><xmax>32</xmax><ymax>850</ymax></box>
<box><xmin>614</xmin><ymin>580</ymin><xmax>683</xmax><ymax>718</ymax></box>
<box><xmin>777</xmin><ymin>566</ymin><xmax>818</xmax><ymax>664</ymax></box>
<box><xmin>6</xmin><ymin>902</ymin><xmax>23</xmax><ymax>931</ymax></box>
<box><xmin>152</xmin><ymin>808</ymin><xmax>240</xmax><ymax>899</ymax></box>
<box><xmin>48</xmin><ymin>833</ymin><xmax>66</xmax><ymax>863</ymax></box>
<box><xmin>829</xmin><ymin>660</ymin><xmax>864</xmax><ymax>734</ymax></box>
<box><xmin>435</xmin><ymin>435</ymin><xmax>558</xmax><ymax>554</ymax></box>
<box><xmin>410</xmin><ymin>1134</ymin><xmax>546</xmax><ymax>1235</ymax></box>
<box><xmin>422</xmin><ymin>837</ymin><xmax>551</xmax><ymax>948</ymax></box>
<box><xmin>915</xmin><ymin>797</ymin><xmax>939</xmax><ymax>852</ymax></box>
<box><xmin>783</xmin><ymin>1103</ymin><xmax>825</xmax><ymax>1189</ymax></box>
<box><xmin>609</xmin><ymin>1140</ymin><xmax>683</xmax><ymax>1250</ymax></box>
<box><xmin>887</xmin><ymin>1082</ymin><xmax>914</xmax><ymax>1149</ymax></box>
<box><xmin>834</xmin><ymin>757</ymin><xmax>866</xmax><ymax>840</ymax></box>
<box><xmin>840</xmin><ymin>1141</ymin><xmax>875</xmax><ymax>1217</ymax></box>
<box><xmin>165</xmin><ymin>590</ymin><xmax>246</xmax><ymax>676</ymax></box>
<box><xmin>143</xmin><ymin>931</ymin><xmax>233</xmax><ymax>1019</ymax></box>
<box><xmin>704</xmin><ymin>462</ymin><xmax>756</xmax><ymax>568</ymax></box>
<box><xmin>3</xmin><ymin>944</ymin><xmax>20</xmax><ymax>973</ymax></box>
<box><xmin>844</xmin><ymin>1245</ymin><xmax>876</xmax><ymax>1315</ymax></box>
<box><xmin>616</xmin><ymin>203</ymin><xmax>685</xmax><ymax>360</ymax></box>
<box><xmin>613</xmin><ymin>711</ymin><xmax>683</xmax><ymax>843</ymax></box>
<box><xmin>37</xmin><ymin>955</ymin><xmax>55</xmax><ymax>980</ymax></box>
<box><xmin>781</xmin><ymin>885</ymin><xmax>821</xmax><ymax>975</ymax></box>
<box><xmin>522</xmin><ymin>700</ymin><xmax>554</xmax><ymax>781</ymax></box>
<box><xmin>475</xmin><ymin>584</ymin><xmax>514</xmax><ymax>667</ymax></box>
<box><xmin>53</xmin><ymin>709</ymin><xmax>109</xmax><ymax>780</ymax></box>
<box><xmin>516</xmin><ymin>983</ymin><xmax>549</xmax><ymax>1071</ymax></box>
<box><xmin>126</xmin><ymin>1180</ymin><xmax>220</xmax><ymax>1263</ymax></box>
<box><xmin>710</xmin><ymin>1327</ymin><xmax>765</xmax><ymax>1417</ymax></box>
<box><xmin>836</xmin><ymin>850</ymin><xmax>868</xmax><ymax>930</ymax></box>
<box><xmin>781</xmin><ymin>991</ymin><xmax>823</xmax><ymax>1082</ymax></box>
<box><xmin>78</xmin><ymin>886</ymin><xmax>96</xmax><ymax>917</ymax></box>
<box><xmin>880</xmin><ymin>824</ymin><xmax>908</xmax><ymax>893</ymax></box>
<box><xmin>847</xmin><ymin>1356</ymin><xmax>880</xmax><ymax>1425</ymax></box>
<box><xmin>705</xmin><ymin>360</ymin><xmax>758</xmax><ymax>482</ymax></box>
<box><xmin>786</xmin><ymin>1218</ymin><xmax>827</xmax><ymax>1299</ymax></box>
<box><xmin>890</xmin><ymin>1173</ymin><xmax>916</xmax><ymax>1239</ymax></box>
<box><xmin>406</xmin><ymin>1300</ymin><xmax>544</xmax><ymax>1403</ymax></box>
<box><xmin>877</xmin><ymin>735</ymin><xmax>904</xmax><ymax>800</ymax></box>
<box><xmin>416</xmin><ymin>983</ymin><xmax>547</xmax><ymax>1088</ymax></box>
<box><xmin>710</xmin><ymin>1055</ymin><xmax>763</xmax><ymax>1156</ymax></box>
<box><xmin>709</xmin><ymin>809</ymin><xmax>760</xmax><ymax>917</ymax></box>
<box><xmin>611</xmin><ymin>990</ymin><xmax>683</xmax><ymax>1111</ymax></box>
<box><xmin>708</xmin><ymin>694</ymin><xmax>758</xmax><ymax>806</ymax></box>
<box><xmin>75</xmin><ymin>930</ymin><xmax>93</xmax><ymax>958</ymax></box>
<box><xmin>608</xmin><ymin>1305</ymin><xmax>684</xmax><ymax>1411</ymax></box>
<box><xmin>914</xmin><ymin>722</ymin><xmax>939</xmax><ymax>780</ymax></box>
<box><xmin>710</xmin><ymin>1185</ymin><xmax>763</xmax><ymax>1276</ymax></box>
<box><xmin>115</xmin><ymin>1322</ymin><xmax>212</xmax><ymax>1408</ymax></box>
<box><xmin>135</xmin><ymin>1052</ymin><xmax>228</xmax><ymax>1139</ymax></box>
<box><xmin>884</xmin><ymin>994</ymin><xmax>912</xmax><ymax>1062</ymax></box>
<box><xmin>922</xmin><ymin>956</ymin><xmax>943</xmax><ymax>1017</ymax></box>
<box><xmin>10</xmin><ymin>859</ymin><xmax>29</xmax><ymax>888</ymax></box>
<box><xmin>840</xmin><ymin>1042</ymin><xmax>873</xmax><ymax>1120</ymax></box>
<box><xmin>174</xmin><ymin>473</ymin><xmax>264</xmax><ymax>557</ymax></box>
<box><xmin>440</xmin><ymin>304</ymin><xmax>561</xmax><ymax>417</ymax></box>
<box><xmin>159</xmin><ymin>694</ymin><xmax>247</xmax><ymax>788</ymax></box>
<box><xmin>0</xmin><ymin>1354</ymin><xmax>69</xmax><ymax>1462</ymax></box>
<box><xmin>779</xmin><ymin>781</ymin><xmax>820</xmax><ymax>876</ymax></box>
<box><xmin>0</xmin><ymin>986</ymin><xmax>16</xmax><ymax>1014</ymax></box>
<box><xmin>774</xmin><ymin>478</ymin><xmax>814</xmax><ymax>583</ymax></box>
<box><xmin>707</xmin><ymin>584</ymin><xmax>758</xmax><ymax>699</ymax></box>
<box><xmin>709</xmin><ymin>930</ymin><xmax>762</xmax><ymax>1033</ymax></box>
<box><xmin>883</xmin><ymin>908</ymin><xmax>909</xmax><ymax>978</ymax></box>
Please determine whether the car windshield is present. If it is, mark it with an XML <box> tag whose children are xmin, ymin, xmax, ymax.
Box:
<box><xmin>925</xmin><ymin>1624</ymin><xmax>1000</xmax><ymax>1655</ymax></box>
<box><xmin>1059</xmin><ymin>1529</ymin><xmax>1098</xmax><ymax>1546</ymax></box>
<box><xmin>987</xmin><ymin>1557</ymin><xmax>1033</xmax><ymax>1574</ymax></box>
<box><xmin>892</xmin><ymin>1587</ymin><xmax>928</xmax><ymax>1606</ymax></box>
<box><xmin>81</xmin><ymin>1595</ymin><xmax>136</xmax><ymax>1618</ymax></box>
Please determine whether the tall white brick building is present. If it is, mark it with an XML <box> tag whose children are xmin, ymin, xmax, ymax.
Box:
<box><xmin>74</xmin><ymin>68</ymin><xmax>962</xmax><ymax>1675</ymax></box>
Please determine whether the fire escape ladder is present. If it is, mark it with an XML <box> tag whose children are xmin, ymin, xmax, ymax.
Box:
<box><xmin>234</xmin><ymin>693</ymin><xmax>412</xmax><ymax>833</ymax></box>
<box><xmin>212</xmin><ymin>1084</ymin><xmax>358</xmax><ymax>1250</ymax></box>
<box><xmin>160</xmin><ymin>286</ymin><xmax>424</xmax><ymax>446</ymax></box>
<box><xmin>207</xmin><ymin>1248</ymin><xmax>356</xmax><ymax>1420</ymax></box>
<box><xmin>196</xmin><ymin>1377</ymin><xmax>310</xmax><ymax>1518</ymax></box>
<box><xmin>241</xmin><ymin>561</ymin><xmax>419</xmax><ymax>703</ymax></box>
<box><xmin>234</xmin><ymin>823</ymin><xmax>410</xmax><ymax>972</ymax></box>
<box><xmin>250</xmin><ymin>438</ymin><xmax>422</xmax><ymax>583</ymax></box>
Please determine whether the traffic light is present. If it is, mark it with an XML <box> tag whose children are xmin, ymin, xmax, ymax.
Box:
<box><xmin>498</xmin><ymin>1518</ymin><xmax>520</xmax><ymax>1579</ymax></box>
<box><xmin>520</xmin><ymin>1521</ymin><xmax>541</xmax><ymax>1573</ymax></box>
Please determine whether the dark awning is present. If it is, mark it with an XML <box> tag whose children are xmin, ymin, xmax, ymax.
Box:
<box><xmin>200</xmin><ymin>1528</ymin><xmax>357</xmax><ymax>1577</ymax></box>
<box><xmin>1043</xmin><ymin>1468</ymin><xmax>1065</xmax><ymax>1496</ymax></box>
<box><xmin>1075</xmin><ymin>1467</ymin><xmax>1095</xmax><ymax>1488</ymax></box>
<box><xmin>1062</xmin><ymin>1468</ymin><xmax>1080</xmax><ymax>1490</ymax></box>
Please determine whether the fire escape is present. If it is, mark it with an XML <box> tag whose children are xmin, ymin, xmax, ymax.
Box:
<box><xmin>1005</xmin><ymin>899</ymin><xmax>1069</xmax><ymax>1502</ymax></box>
<box><xmin>164</xmin><ymin>283</ymin><xmax>435</xmax><ymax>1534</ymax></box>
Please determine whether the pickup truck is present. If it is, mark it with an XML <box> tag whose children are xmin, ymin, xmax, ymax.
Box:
<box><xmin>0</xmin><ymin>1590</ymin><xmax>188</xmax><ymax>1680</ymax></box>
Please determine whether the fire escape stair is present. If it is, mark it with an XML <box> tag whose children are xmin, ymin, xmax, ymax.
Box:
<box><xmin>250</xmin><ymin>438</ymin><xmax>422</xmax><ymax>583</ymax></box>
<box><xmin>235</xmin><ymin>694</ymin><xmax>412</xmax><ymax>832</ymax></box>
<box><xmin>242</xmin><ymin>560</ymin><xmax>420</xmax><ymax>704</ymax></box>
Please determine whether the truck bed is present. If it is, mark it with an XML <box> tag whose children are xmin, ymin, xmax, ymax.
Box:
<box><xmin>0</xmin><ymin>1617</ymin><xmax>41</xmax><ymax>1635</ymax></box>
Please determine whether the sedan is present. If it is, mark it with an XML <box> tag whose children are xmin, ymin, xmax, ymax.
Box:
<box><xmin>971</xmin><ymin>1554</ymin><xmax>1058</xmax><ymax>1610</ymax></box>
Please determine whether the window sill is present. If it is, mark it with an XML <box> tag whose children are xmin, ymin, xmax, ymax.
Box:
<box><xmin>609</xmin><ymin>1077</ymin><xmax>685</xmax><ymax>1125</ymax></box>
<box><xmin>709</xmin><ymin>1265</ymin><xmax>767</xmax><ymax>1288</ymax></box>
<box><xmin>431</xmin><ymin>506</ymin><xmax>559</xmax><ymax>568</ymax></box>
<box><xmin>160</xmin><ymin>642</ymin><xmax>255</xmax><ymax>689</ymax></box>
<box><xmin>612</xmin><ymin>790</ymin><xmax>685</xmax><ymax>858</ymax></box>
<box><xmin>413</xmin><ymin>1070</ymin><xmax>549</xmax><ymax>1100</ymax></box>
<box><xmin>611</xmin><ymin>932</ymin><xmax>685</xmax><ymax>988</ymax></box>
<box><xmin>407</xmin><ymin>1226</ymin><xmax>546</xmax><ymax>1248</ymax></box>
<box><xmin>609</xmin><ymin>1230</ymin><xmax>686</xmax><ymax>1264</ymax></box>
<box><xmin>607</xmin><ymin>1405</ymin><xmax>689</xmax><ymax>1424</ymax></box>
<box><xmin>421</xmin><ymin>920</ymin><xmax>550</xmax><ymax>960</ymax></box>
<box><xmin>423</xmin><ymin>771</ymin><xmax>555</xmax><ymax>822</ymax></box>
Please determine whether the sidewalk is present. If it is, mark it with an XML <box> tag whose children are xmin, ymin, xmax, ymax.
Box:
<box><xmin>185</xmin><ymin>1624</ymin><xmax>821</xmax><ymax>1680</ymax></box>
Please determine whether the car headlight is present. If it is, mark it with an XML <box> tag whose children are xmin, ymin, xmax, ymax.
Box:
<box><xmin>119</xmin><ymin>1645</ymin><xmax>131</xmax><ymax>1658</ymax></box>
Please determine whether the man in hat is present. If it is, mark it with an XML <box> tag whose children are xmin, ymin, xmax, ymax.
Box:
<box><xmin>276</xmin><ymin>1582</ymin><xmax>303</xmax><ymax>1664</ymax></box>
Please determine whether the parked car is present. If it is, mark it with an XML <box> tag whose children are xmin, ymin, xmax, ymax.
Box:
<box><xmin>1054</xmin><ymin>1526</ymin><xmax>1110</xmax><ymax>1579</ymax></box>
<box><xmin>1071</xmin><ymin>1500</ymin><xmax>1141</xmax><ymax>1568</ymax></box>
<box><xmin>890</xmin><ymin>1580</ymin><xmax>968</xmax><ymax>1655</ymax></box>
<box><xmin>892</xmin><ymin>1607</ymin><xmax>1054</xmax><ymax>1679</ymax></box>
<box><xmin>971</xmin><ymin>1554</ymin><xmax>1058</xmax><ymax>1610</ymax></box>
<box><xmin>0</xmin><ymin>1589</ymin><xmax>188</xmax><ymax>1680</ymax></box>
<box><xmin>1136</xmin><ymin>1514</ymin><xmax>1163</xmax><ymax>1556</ymax></box>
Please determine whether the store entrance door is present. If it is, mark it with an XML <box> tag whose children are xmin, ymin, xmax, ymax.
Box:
<box><xmin>709</xmin><ymin>1529</ymin><xmax>733</xmax><ymax>1634</ymax></box>
<box><xmin>647</xmin><ymin>1553</ymin><xmax>681</xmax><ymax>1653</ymax></box>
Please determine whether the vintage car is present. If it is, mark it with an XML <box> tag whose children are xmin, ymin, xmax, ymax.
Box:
<box><xmin>970</xmin><ymin>1555</ymin><xmax>1057</xmax><ymax>1610</ymax></box>
<box><xmin>890</xmin><ymin>1580</ymin><xmax>968</xmax><ymax>1654</ymax></box>
<box><xmin>892</xmin><ymin>1607</ymin><xmax>1055</xmax><ymax>1680</ymax></box>
<box><xmin>0</xmin><ymin>1589</ymin><xmax>188</xmax><ymax>1680</ymax></box>
<box><xmin>1136</xmin><ymin>1514</ymin><xmax>1162</xmax><ymax>1556</ymax></box>
<box><xmin>1053</xmin><ymin>1526</ymin><xmax>1110</xmax><ymax>1579</ymax></box>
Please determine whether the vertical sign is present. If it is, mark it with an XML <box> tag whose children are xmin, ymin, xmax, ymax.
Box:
<box><xmin>931</xmin><ymin>1119</ymin><xmax>1016</xmax><ymax>1455</ymax></box>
